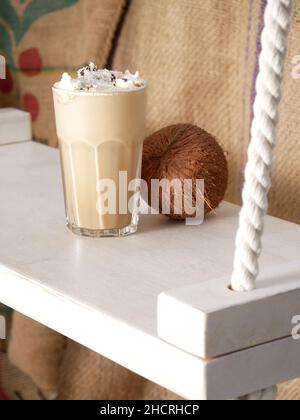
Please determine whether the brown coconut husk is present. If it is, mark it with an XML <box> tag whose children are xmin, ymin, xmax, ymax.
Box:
<box><xmin>142</xmin><ymin>124</ymin><xmax>228</xmax><ymax>220</ymax></box>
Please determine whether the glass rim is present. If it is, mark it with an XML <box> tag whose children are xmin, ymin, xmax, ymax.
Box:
<box><xmin>52</xmin><ymin>81</ymin><xmax>147</xmax><ymax>96</ymax></box>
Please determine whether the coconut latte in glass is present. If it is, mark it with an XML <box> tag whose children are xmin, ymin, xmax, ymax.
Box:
<box><xmin>53</xmin><ymin>63</ymin><xmax>147</xmax><ymax>237</ymax></box>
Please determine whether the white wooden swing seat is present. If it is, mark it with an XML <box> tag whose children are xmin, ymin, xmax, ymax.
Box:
<box><xmin>0</xmin><ymin>0</ymin><xmax>299</xmax><ymax>401</ymax></box>
<box><xmin>0</xmin><ymin>142</ymin><xmax>299</xmax><ymax>400</ymax></box>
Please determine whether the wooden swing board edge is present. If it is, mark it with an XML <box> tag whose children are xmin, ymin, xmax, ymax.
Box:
<box><xmin>0</xmin><ymin>108</ymin><xmax>32</xmax><ymax>145</ymax></box>
<box><xmin>1</xmin><ymin>264</ymin><xmax>300</xmax><ymax>400</ymax></box>
<box><xmin>158</xmin><ymin>271</ymin><xmax>300</xmax><ymax>359</ymax></box>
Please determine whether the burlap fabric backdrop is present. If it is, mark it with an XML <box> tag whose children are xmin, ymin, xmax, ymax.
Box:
<box><xmin>1</xmin><ymin>0</ymin><xmax>300</xmax><ymax>400</ymax></box>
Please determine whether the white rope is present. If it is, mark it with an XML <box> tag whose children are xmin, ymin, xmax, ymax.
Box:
<box><xmin>231</xmin><ymin>0</ymin><xmax>294</xmax><ymax>292</ymax></box>
<box><xmin>231</xmin><ymin>0</ymin><xmax>293</xmax><ymax>401</ymax></box>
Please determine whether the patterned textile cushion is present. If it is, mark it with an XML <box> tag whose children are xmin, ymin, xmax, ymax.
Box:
<box><xmin>0</xmin><ymin>0</ymin><xmax>126</xmax><ymax>145</ymax></box>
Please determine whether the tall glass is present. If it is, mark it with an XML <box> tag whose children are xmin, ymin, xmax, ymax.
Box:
<box><xmin>52</xmin><ymin>85</ymin><xmax>147</xmax><ymax>237</ymax></box>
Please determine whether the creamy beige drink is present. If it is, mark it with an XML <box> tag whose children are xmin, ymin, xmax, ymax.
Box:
<box><xmin>53</xmin><ymin>64</ymin><xmax>147</xmax><ymax>237</ymax></box>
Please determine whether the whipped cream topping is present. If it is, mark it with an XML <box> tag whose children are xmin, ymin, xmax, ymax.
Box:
<box><xmin>56</xmin><ymin>62</ymin><xmax>145</xmax><ymax>92</ymax></box>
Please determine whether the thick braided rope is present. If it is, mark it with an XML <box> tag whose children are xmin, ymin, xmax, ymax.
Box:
<box><xmin>231</xmin><ymin>0</ymin><xmax>294</xmax><ymax>292</ymax></box>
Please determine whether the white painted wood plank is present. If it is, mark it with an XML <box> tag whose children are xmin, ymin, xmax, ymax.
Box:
<box><xmin>0</xmin><ymin>108</ymin><xmax>31</xmax><ymax>145</ymax></box>
<box><xmin>0</xmin><ymin>142</ymin><xmax>243</xmax><ymax>337</ymax></box>
<box><xmin>0</xmin><ymin>142</ymin><xmax>299</xmax><ymax>399</ymax></box>
<box><xmin>158</xmin><ymin>264</ymin><xmax>300</xmax><ymax>358</ymax></box>
<box><xmin>205</xmin><ymin>336</ymin><xmax>300</xmax><ymax>400</ymax></box>
<box><xmin>1</xmin><ymin>260</ymin><xmax>300</xmax><ymax>400</ymax></box>
<box><xmin>0</xmin><ymin>262</ymin><xmax>206</xmax><ymax>400</ymax></box>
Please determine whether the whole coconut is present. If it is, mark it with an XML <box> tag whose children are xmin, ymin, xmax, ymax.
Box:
<box><xmin>142</xmin><ymin>124</ymin><xmax>228</xmax><ymax>220</ymax></box>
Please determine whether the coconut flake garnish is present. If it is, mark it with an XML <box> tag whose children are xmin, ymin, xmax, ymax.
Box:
<box><xmin>56</xmin><ymin>63</ymin><xmax>145</xmax><ymax>92</ymax></box>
